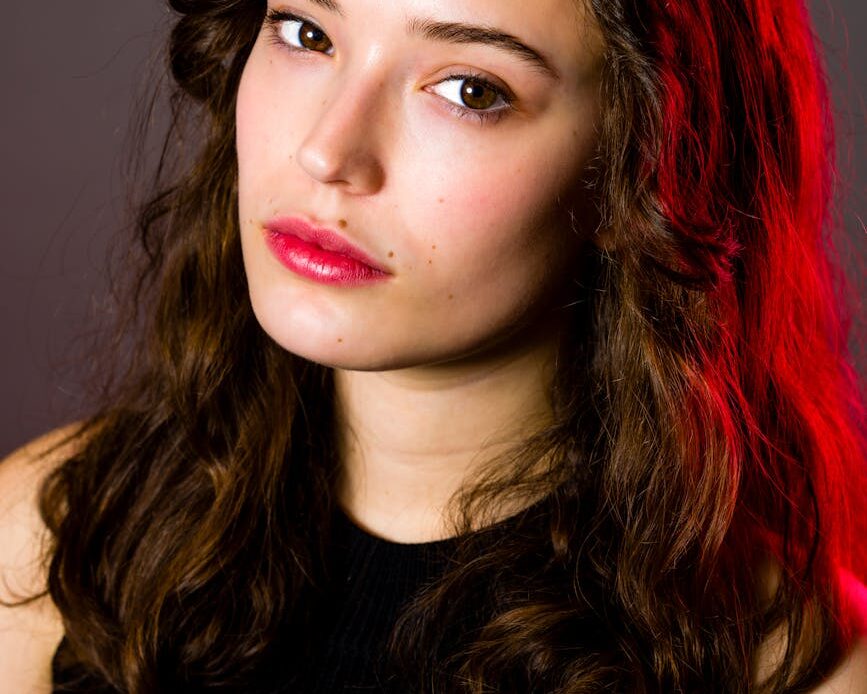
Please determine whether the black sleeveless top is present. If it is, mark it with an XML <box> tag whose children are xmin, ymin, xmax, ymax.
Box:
<box><xmin>51</xmin><ymin>502</ymin><xmax>542</xmax><ymax>692</ymax></box>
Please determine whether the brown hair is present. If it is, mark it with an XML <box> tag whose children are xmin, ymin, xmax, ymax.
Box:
<box><xmin>14</xmin><ymin>0</ymin><xmax>866</xmax><ymax>691</ymax></box>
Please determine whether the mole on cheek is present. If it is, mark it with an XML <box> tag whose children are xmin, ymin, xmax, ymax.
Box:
<box><xmin>448</xmin><ymin>294</ymin><xmax>454</xmax><ymax>300</ymax></box>
<box><xmin>388</xmin><ymin>251</ymin><xmax>395</xmax><ymax>258</ymax></box>
<box><xmin>337</xmin><ymin>338</ymin><xmax>343</xmax><ymax>343</ymax></box>
<box><xmin>338</xmin><ymin>219</ymin><xmax>348</xmax><ymax>229</ymax></box>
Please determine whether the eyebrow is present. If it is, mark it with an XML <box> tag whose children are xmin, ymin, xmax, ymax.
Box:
<box><xmin>303</xmin><ymin>0</ymin><xmax>561</xmax><ymax>81</ymax></box>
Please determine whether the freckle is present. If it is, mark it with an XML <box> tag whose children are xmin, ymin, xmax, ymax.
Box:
<box><xmin>427</xmin><ymin>259</ymin><xmax>432</xmax><ymax>264</ymax></box>
<box><xmin>338</xmin><ymin>338</ymin><xmax>343</xmax><ymax>343</ymax></box>
<box><xmin>448</xmin><ymin>294</ymin><xmax>454</xmax><ymax>300</ymax></box>
<box><xmin>431</xmin><ymin>245</ymin><xmax>437</xmax><ymax>250</ymax></box>
<box><xmin>438</xmin><ymin>198</ymin><xmax>445</xmax><ymax>204</ymax></box>
<box><xmin>388</xmin><ymin>251</ymin><xmax>395</xmax><ymax>258</ymax></box>
<box><xmin>338</xmin><ymin>219</ymin><xmax>348</xmax><ymax>228</ymax></box>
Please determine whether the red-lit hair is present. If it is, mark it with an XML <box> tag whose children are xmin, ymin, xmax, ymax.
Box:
<box><xmin>648</xmin><ymin>0</ymin><xmax>866</xmax><ymax>580</ymax></box>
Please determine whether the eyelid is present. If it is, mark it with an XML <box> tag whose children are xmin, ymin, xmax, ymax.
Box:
<box><xmin>264</xmin><ymin>8</ymin><xmax>319</xmax><ymax>27</ymax></box>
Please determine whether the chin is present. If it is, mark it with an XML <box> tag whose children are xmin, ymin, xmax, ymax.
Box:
<box><xmin>246</xmin><ymin>282</ymin><xmax>548</xmax><ymax>373</ymax></box>
<box><xmin>251</xmin><ymin>308</ymin><xmax>498</xmax><ymax>373</ymax></box>
<box><xmin>249</xmin><ymin>298</ymin><xmax>397</xmax><ymax>371</ymax></box>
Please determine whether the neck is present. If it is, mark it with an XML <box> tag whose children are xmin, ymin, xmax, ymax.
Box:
<box><xmin>334</xmin><ymin>323</ymin><xmax>562</xmax><ymax>543</ymax></box>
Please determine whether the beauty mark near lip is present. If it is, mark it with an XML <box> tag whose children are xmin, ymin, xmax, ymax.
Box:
<box><xmin>263</xmin><ymin>217</ymin><xmax>391</xmax><ymax>286</ymax></box>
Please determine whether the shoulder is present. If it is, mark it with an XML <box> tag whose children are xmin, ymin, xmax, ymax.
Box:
<box><xmin>0</xmin><ymin>423</ymin><xmax>85</xmax><ymax>555</ymax></box>
<box><xmin>808</xmin><ymin>571</ymin><xmax>867</xmax><ymax>693</ymax></box>
<box><xmin>806</xmin><ymin>635</ymin><xmax>867</xmax><ymax>693</ymax></box>
<box><xmin>1</xmin><ymin>421</ymin><xmax>83</xmax><ymax>493</ymax></box>
<box><xmin>0</xmin><ymin>423</ymin><xmax>85</xmax><ymax>693</ymax></box>
<box><xmin>1</xmin><ymin>422</ymin><xmax>87</xmax><ymax>602</ymax></box>
<box><xmin>754</xmin><ymin>557</ymin><xmax>867</xmax><ymax>693</ymax></box>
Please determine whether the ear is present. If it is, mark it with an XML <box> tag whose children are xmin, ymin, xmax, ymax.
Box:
<box><xmin>576</xmin><ymin>208</ymin><xmax>616</xmax><ymax>254</ymax></box>
<box><xmin>563</xmin><ymin>180</ymin><xmax>615</xmax><ymax>254</ymax></box>
<box><xmin>589</xmin><ymin>224</ymin><xmax>617</xmax><ymax>254</ymax></box>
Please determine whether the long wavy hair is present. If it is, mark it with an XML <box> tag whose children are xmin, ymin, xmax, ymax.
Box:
<box><xmin>15</xmin><ymin>0</ymin><xmax>866</xmax><ymax>691</ymax></box>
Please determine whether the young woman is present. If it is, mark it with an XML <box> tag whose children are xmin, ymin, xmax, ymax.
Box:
<box><xmin>2</xmin><ymin>0</ymin><xmax>866</xmax><ymax>691</ymax></box>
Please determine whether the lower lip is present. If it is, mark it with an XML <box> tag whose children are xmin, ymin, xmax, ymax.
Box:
<box><xmin>264</xmin><ymin>231</ymin><xmax>390</xmax><ymax>286</ymax></box>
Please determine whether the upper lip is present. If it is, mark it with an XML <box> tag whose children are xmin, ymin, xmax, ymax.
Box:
<box><xmin>263</xmin><ymin>216</ymin><xmax>390</xmax><ymax>273</ymax></box>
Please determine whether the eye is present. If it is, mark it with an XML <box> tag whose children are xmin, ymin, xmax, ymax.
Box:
<box><xmin>428</xmin><ymin>73</ymin><xmax>514</xmax><ymax>124</ymax></box>
<box><xmin>266</xmin><ymin>10</ymin><xmax>334</xmax><ymax>55</ymax></box>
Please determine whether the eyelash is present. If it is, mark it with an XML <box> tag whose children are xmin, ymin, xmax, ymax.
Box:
<box><xmin>262</xmin><ymin>9</ymin><xmax>515</xmax><ymax>126</ymax></box>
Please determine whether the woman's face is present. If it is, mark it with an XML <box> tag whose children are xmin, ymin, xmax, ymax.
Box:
<box><xmin>237</xmin><ymin>0</ymin><xmax>604</xmax><ymax>370</ymax></box>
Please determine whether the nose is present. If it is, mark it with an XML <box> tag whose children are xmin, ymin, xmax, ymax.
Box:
<box><xmin>296</xmin><ymin>74</ymin><xmax>387</xmax><ymax>195</ymax></box>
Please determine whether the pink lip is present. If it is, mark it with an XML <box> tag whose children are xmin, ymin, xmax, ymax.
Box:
<box><xmin>263</xmin><ymin>217</ymin><xmax>391</xmax><ymax>286</ymax></box>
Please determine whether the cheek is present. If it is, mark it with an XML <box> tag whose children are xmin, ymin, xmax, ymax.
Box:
<box><xmin>394</xmin><ymin>121</ymin><xmax>589</xmax><ymax>306</ymax></box>
<box><xmin>236</xmin><ymin>65</ymin><xmax>267</xmax><ymax>219</ymax></box>
<box><xmin>236</xmin><ymin>50</ymin><xmax>267</xmax><ymax>152</ymax></box>
<box><xmin>236</xmin><ymin>50</ymin><xmax>311</xmax><ymax>212</ymax></box>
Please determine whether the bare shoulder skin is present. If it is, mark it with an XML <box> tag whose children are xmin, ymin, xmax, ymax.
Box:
<box><xmin>0</xmin><ymin>424</ymin><xmax>81</xmax><ymax>694</ymax></box>
<box><xmin>755</xmin><ymin>557</ymin><xmax>867</xmax><ymax>693</ymax></box>
<box><xmin>810</xmin><ymin>636</ymin><xmax>867</xmax><ymax>693</ymax></box>
<box><xmin>809</xmin><ymin>573</ymin><xmax>867</xmax><ymax>693</ymax></box>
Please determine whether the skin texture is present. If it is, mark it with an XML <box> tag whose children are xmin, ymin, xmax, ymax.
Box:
<box><xmin>236</xmin><ymin>0</ymin><xmax>606</xmax><ymax>539</ymax></box>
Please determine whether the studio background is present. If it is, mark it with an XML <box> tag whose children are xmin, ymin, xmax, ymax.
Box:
<box><xmin>1</xmin><ymin>1</ymin><xmax>864</xmax><ymax>457</ymax></box>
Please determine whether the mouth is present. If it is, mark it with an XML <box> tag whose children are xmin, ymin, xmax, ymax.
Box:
<box><xmin>262</xmin><ymin>216</ymin><xmax>391</xmax><ymax>286</ymax></box>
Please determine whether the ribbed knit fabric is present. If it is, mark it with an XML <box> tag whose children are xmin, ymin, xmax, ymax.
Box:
<box><xmin>284</xmin><ymin>506</ymin><xmax>466</xmax><ymax>693</ymax></box>
<box><xmin>51</xmin><ymin>506</ymin><xmax>480</xmax><ymax>693</ymax></box>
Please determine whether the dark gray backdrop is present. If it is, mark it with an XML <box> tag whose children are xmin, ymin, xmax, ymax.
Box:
<box><xmin>1</xmin><ymin>1</ymin><xmax>864</xmax><ymax>457</ymax></box>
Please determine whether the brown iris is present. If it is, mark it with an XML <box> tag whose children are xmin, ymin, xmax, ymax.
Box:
<box><xmin>298</xmin><ymin>21</ymin><xmax>332</xmax><ymax>53</ymax></box>
<box><xmin>461</xmin><ymin>79</ymin><xmax>498</xmax><ymax>110</ymax></box>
